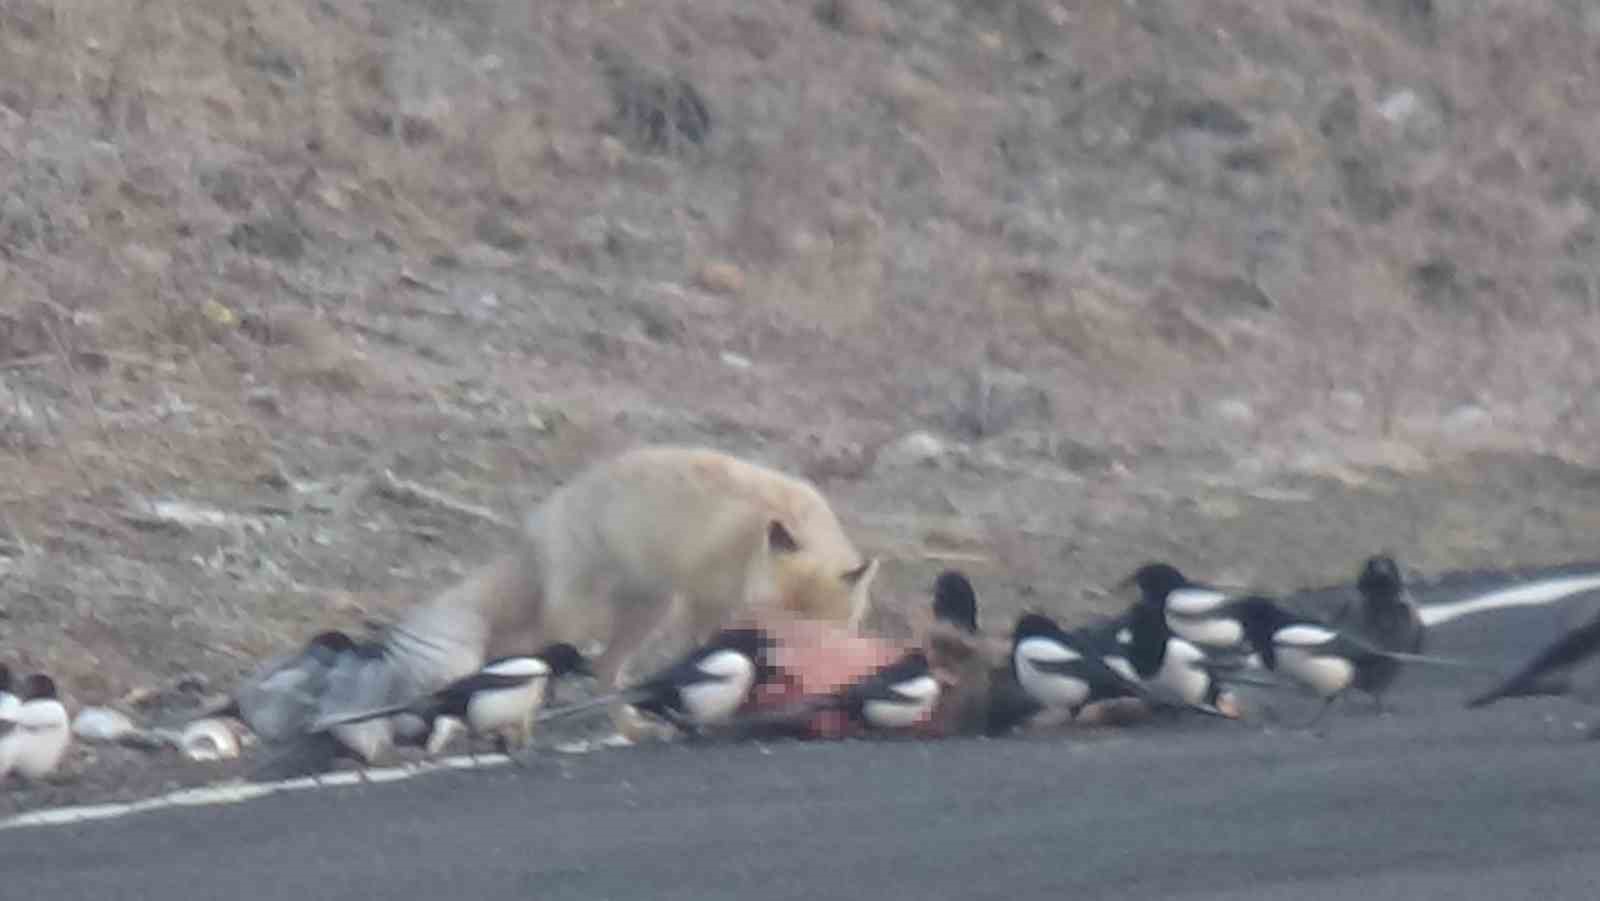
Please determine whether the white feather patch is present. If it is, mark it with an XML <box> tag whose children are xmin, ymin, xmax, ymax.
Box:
<box><xmin>696</xmin><ymin>649</ymin><xmax>757</xmax><ymax>680</ymax></box>
<box><xmin>863</xmin><ymin>676</ymin><xmax>939</xmax><ymax>728</ymax></box>
<box><xmin>482</xmin><ymin>657</ymin><xmax>550</xmax><ymax>679</ymax></box>
<box><xmin>1017</xmin><ymin>637</ymin><xmax>1081</xmax><ymax>663</ymax></box>
<box><xmin>1277</xmin><ymin>649</ymin><xmax>1356</xmax><ymax>698</ymax></box>
<box><xmin>1274</xmin><ymin>624</ymin><xmax>1337</xmax><ymax>647</ymax></box>
<box><xmin>1167</xmin><ymin>587</ymin><xmax>1230</xmax><ymax>615</ymax></box>
<box><xmin>1168</xmin><ymin>615</ymin><xmax>1244</xmax><ymax>648</ymax></box>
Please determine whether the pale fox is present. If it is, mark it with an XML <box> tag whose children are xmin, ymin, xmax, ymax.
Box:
<box><xmin>362</xmin><ymin>445</ymin><xmax>880</xmax><ymax>744</ymax></box>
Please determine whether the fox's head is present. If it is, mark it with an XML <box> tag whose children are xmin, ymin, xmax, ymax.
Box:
<box><xmin>757</xmin><ymin>519</ymin><xmax>879</xmax><ymax>631</ymax></box>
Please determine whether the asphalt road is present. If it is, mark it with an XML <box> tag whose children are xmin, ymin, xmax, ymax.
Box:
<box><xmin>7</xmin><ymin>566</ymin><xmax>1600</xmax><ymax>901</ymax></box>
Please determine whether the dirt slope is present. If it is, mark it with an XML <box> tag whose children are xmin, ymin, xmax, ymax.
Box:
<box><xmin>4</xmin><ymin>0</ymin><xmax>1600</xmax><ymax>805</ymax></box>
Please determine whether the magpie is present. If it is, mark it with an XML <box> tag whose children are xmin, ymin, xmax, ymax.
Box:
<box><xmin>1010</xmin><ymin>612</ymin><xmax>1150</xmax><ymax>719</ymax></box>
<box><xmin>534</xmin><ymin>627</ymin><xmax>778</xmax><ymax>736</ymax></box>
<box><xmin>1465</xmin><ymin>608</ymin><xmax>1600</xmax><ymax>712</ymax></box>
<box><xmin>731</xmin><ymin>648</ymin><xmax>945</xmax><ymax>737</ymax></box>
<box><xmin>922</xmin><ymin>569</ymin><xmax>1027</xmax><ymax>737</ymax></box>
<box><xmin>0</xmin><ymin>674</ymin><xmax>72</xmax><ymax>783</ymax></box>
<box><xmin>311</xmin><ymin>642</ymin><xmax>593</xmax><ymax>755</ymax></box>
<box><xmin>1229</xmin><ymin>596</ymin><xmax>1484</xmax><ymax>728</ymax></box>
<box><xmin>933</xmin><ymin>570</ymin><xmax>980</xmax><ymax>634</ymax></box>
<box><xmin>1112</xmin><ymin>600</ymin><xmax>1251</xmax><ymax>720</ymax></box>
<box><xmin>1329</xmin><ymin>554</ymin><xmax>1426</xmax><ymax>713</ymax></box>
<box><xmin>1123</xmin><ymin>561</ymin><xmax>1259</xmax><ymax>661</ymax></box>
<box><xmin>819</xmin><ymin>649</ymin><xmax>942</xmax><ymax>732</ymax></box>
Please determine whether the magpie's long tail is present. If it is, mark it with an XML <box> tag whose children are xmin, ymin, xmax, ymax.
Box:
<box><xmin>308</xmin><ymin>699</ymin><xmax>423</xmax><ymax>732</ymax></box>
<box><xmin>1466</xmin><ymin>672</ymin><xmax>1571</xmax><ymax>709</ymax></box>
<box><xmin>529</xmin><ymin>687</ymin><xmax>653</xmax><ymax>726</ymax></box>
<box><xmin>1377</xmin><ymin>650</ymin><xmax>1499</xmax><ymax>671</ymax></box>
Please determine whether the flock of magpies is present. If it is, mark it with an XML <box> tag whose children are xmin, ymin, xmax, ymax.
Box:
<box><xmin>9</xmin><ymin>552</ymin><xmax>1600</xmax><ymax>788</ymax></box>
<box><xmin>285</xmin><ymin>552</ymin><xmax>1600</xmax><ymax>769</ymax></box>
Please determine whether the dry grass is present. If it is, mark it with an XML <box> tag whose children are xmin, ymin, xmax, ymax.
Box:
<box><xmin>3</xmin><ymin>0</ymin><xmax>1600</xmax><ymax>743</ymax></box>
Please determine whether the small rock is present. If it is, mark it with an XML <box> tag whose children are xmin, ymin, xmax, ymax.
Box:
<box><xmin>720</xmin><ymin>351</ymin><xmax>753</xmax><ymax>370</ymax></box>
<box><xmin>878</xmin><ymin>431</ymin><xmax>948</xmax><ymax>468</ymax></box>
<box><xmin>1214</xmin><ymin>398</ymin><xmax>1255</xmax><ymax>426</ymax></box>
<box><xmin>1441</xmin><ymin>404</ymin><xmax>1491</xmax><ymax>435</ymax></box>
<box><xmin>696</xmin><ymin>261</ymin><xmax>745</xmax><ymax>296</ymax></box>
<box><xmin>73</xmin><ymin>707</ymin><xmax>138</xmax><ymax>743</ymax></box>
<box><xmin>180</xmin><ymin>718</ymin><xmax>242</xmax><ymax>762</ymax></box>
<box><xmin>1331</xmin><ymin>390</ymin><xmax>1365</xmax><ymax>413</ymax></box>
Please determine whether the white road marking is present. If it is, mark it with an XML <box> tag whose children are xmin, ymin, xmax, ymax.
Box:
<box><xmin>0</xmin><ymin>750</ymin><xmax>535</xmax><ymax>833</ymax></box>
<box><xmin>1419</xmin><ymin>574</ymin><xmax>1600</xmax><ymax>627</ymax></box>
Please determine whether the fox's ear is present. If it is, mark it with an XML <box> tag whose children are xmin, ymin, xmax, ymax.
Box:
<box><xmin>768</xmin><ymin>520</ymin><xmax>800</xmax><ymax>554</ymax></box>
<box><xmin>842</xmin><ymin>558</ymin><xmax>877</xmax><ymax>586</ymax></box>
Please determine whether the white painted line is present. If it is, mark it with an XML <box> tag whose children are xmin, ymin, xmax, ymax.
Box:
<box><xmin>0</xmin><ymin>751</ymin><xmax>524</xmax><ymax>833</ymax></box>
<box><xmin>1420</xmin><ymin>574</ymin><xmax>1600</xmax><ymax>627</ymax></box>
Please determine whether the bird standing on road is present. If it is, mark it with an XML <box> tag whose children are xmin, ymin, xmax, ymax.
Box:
<box><xmin>1229</xmin><ymin>596</ymin><xmax>1478</xmax><ymax>729</ymax></box>
<box><xmin>312</xmin><ymin>643</ymin><xmax>594</xmax><ymax>756</ymax></box>
<box><xmin>1125</xmin><ymin>562</ymin><xmax>1261</xmax><ymax>668</ymax></box>
<box><xmin>1330</xmin><ymin>554</ymin><xmax>1426</xmax><ymax>714</ymax></box>
<box><xmin>535</xmin><ymin>628</ymin><xmax>778</xmax><ymax>737</ymax></box>
<box><xmin>1011</xmin><ymin>612</ymin><xmax>1147</xmax><ymax>719</ymax></box>
<box><xmin>0</xmin><ymin>673</ymin><xmax>72</xmax><ymax>783</ymax></box>
<box><xmin>822</xmin><ymin>649</ymin><xmax>943</xmax><ymax>732</ymax></box>
<box><xmin>1114</xmin><ymin>601</ymin><xmax>1245</xmax><ymax>720</ymax></box>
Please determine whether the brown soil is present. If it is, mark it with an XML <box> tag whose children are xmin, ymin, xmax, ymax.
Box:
<box><xmin>5</xmin><ymin>0</ymin><xmax>1600</xmax><ymax>814</ymax></box>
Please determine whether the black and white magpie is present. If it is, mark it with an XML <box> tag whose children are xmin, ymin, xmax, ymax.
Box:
<box><xmin>1229</xmin><ymin>596</ymin><xmax>1481</xmax><ymax>728</ymax></box>
<box><xmin>535</xmin><ymin>627</ymin><xmax>778</xmax><ymax>736</ymax></box>
<box><xmin>0</xmin><ymin>673</ymin><xmax>71</xmax><ymax>782</ymax></box>
<box><xmin>1010</xmin><ymin>612</ymin><xmax>1149</xmax><ymax>719</ymax></box>
<box><xmin>1124</xmin><ymin>562</ymin><xmax>1258</xmax><ymax>661</ymax></box>
<box><xmin>933</xmin><ymin>570</ymin><xmax>980</xmax><ymax>634</ymax></box>
<box><xmin>1329</xmin><ymin>554</ymin><xmax>1426</xmax><ymax>713</ymax></box>
<box><xmin>822</xmin><ymin>649</ymin><xmax>942</xmax><ymax>732</ymax></box>
<box><xmin>1466</xmin><ymin>608</ymin><xmax>1600</xmax><ymax>712</ymax></box>
<box><xmin>1112</xmin><ymin>601</ymin><xmax>1250</xmax><ymax>719</ymax></box>
<box><xmin>311</xmin><ymin>642</ymin><xmax>594</xmax><ymax>755</ymax></box>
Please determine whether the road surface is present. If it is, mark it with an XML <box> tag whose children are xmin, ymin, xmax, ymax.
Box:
<box><xmin>6</xmin><ymin>566</ymin><xmax>1600</xmax><ymax>901</ymax></box>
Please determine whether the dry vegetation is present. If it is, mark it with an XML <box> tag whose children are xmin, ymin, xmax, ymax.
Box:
<box><xmin>5</xmin><ymin>0</ymin><xmax>1600</xmax><ymax>801</ymax></box>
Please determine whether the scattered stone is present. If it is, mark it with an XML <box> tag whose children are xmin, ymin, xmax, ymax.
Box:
<box><xmin>878</xmin><ymin>431</ymin><xmax>948</xmax><ymax>468</ymax></box>
<box><xmin>1441</xmin><ymin>404</ymin><xmax>1492</xmax><ymax>435</ymax></box>
<box><xmin>179</xmin><ymin>718</ymin><xmax>243</xmax><ymax>762</ymax></box>
<box><xmin>72</xmin><ymin>707</ymin><xmax>138</xmax><ymax>744</ymax></box>
<box><xmin>719</xmin><ymin>351</ymin><xmax>753</xmax><ymax>369</ymax></box>
<box><xmin>696</xmin><ymin>260</ymin><xmax>745</xmax><ymax>296</ymax></box>
<box><xmin>1214</xmin><ymin>398</ymin><xmax>1256</xmax><ymax>426</ymax></box>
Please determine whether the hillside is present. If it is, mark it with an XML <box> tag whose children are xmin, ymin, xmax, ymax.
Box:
<box><xmin>4</xmin><ymin>0</ymin><xmax>1600</xmax><ymax>804</ymax></box>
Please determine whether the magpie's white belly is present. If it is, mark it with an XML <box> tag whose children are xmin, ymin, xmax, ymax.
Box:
<box><xmin>467</xmin><ymin>681</ymin><xmax>546</xmax><ymax>734</ymax></box>
<box><xmin>1277</xmin><ymin>648</ymin><xmax>1356</xmax><ymax>698</ymax></box>
<box><xmin>1017</xmin><ymin>657</ymin><xmax>1091</xmax><ymax>711</ymax></box>
<box><xmin>680</xmin><ymin>674</ymin><xmax>754</xmax><ymax>724</ymax></box>
<box><xmin>862</xmin><ymin>676</ymin><xmax>940</xmax><ymax>729</ymax></box>
<box><xmin>1168</xmin><ymin>615</ymin><xmax>1244</xmax><ymax>650</ymax></box>
<box><xmin>1155</xmin><ymin>641</ymin><xmax>1212</xmax><ymax>706</ymax></box>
